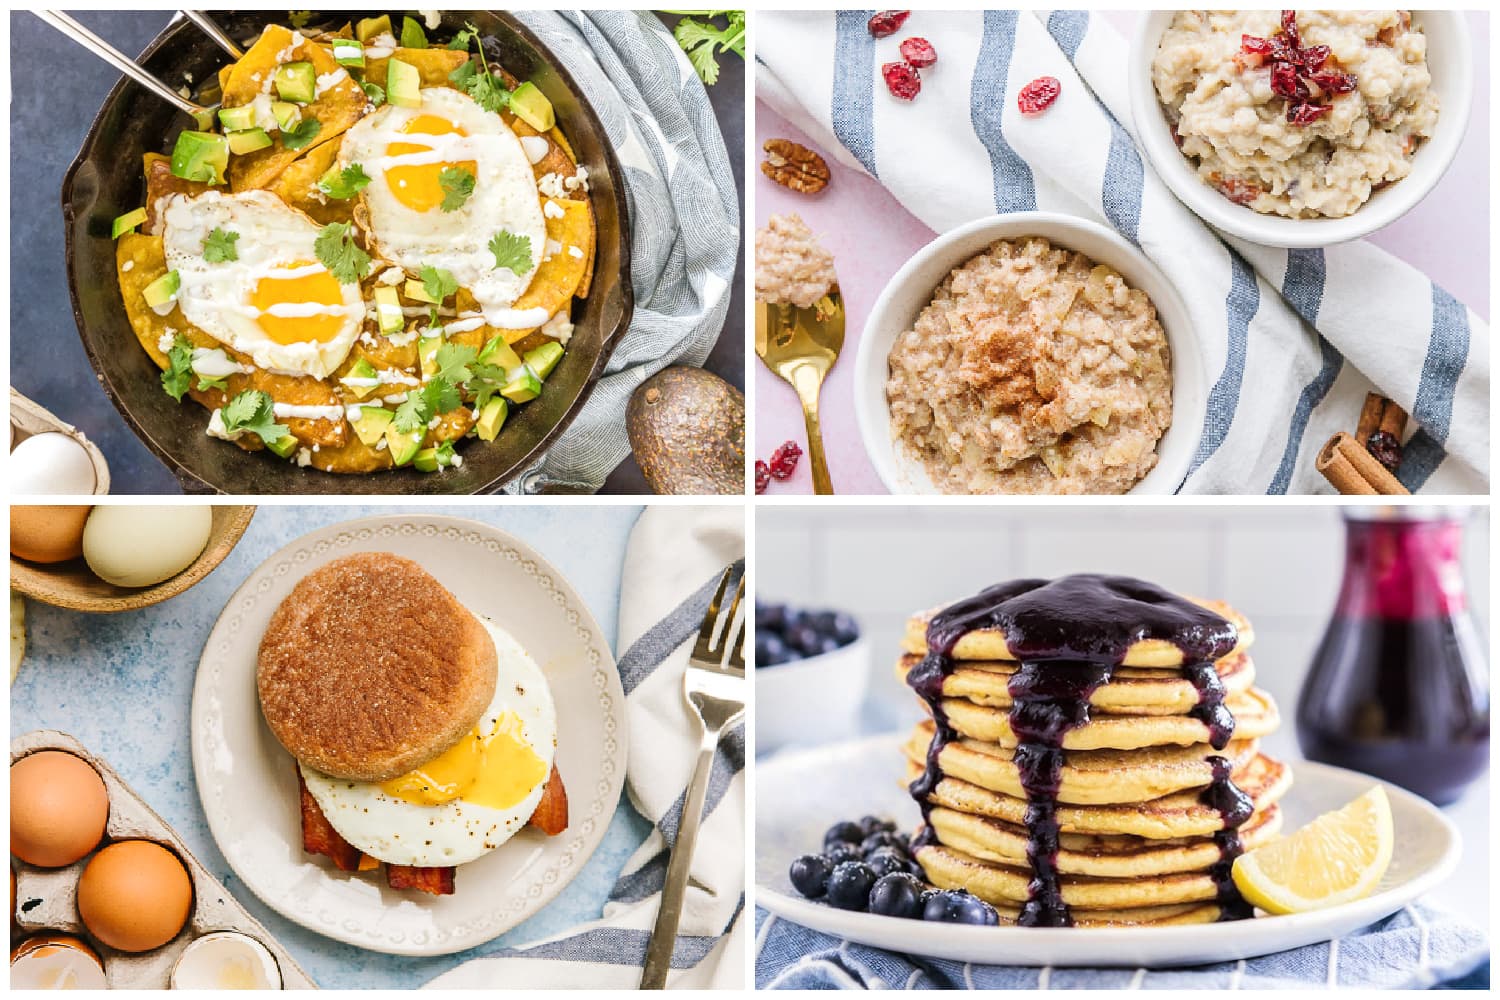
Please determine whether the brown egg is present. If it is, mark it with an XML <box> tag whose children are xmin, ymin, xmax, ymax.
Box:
<box><xmin>78</xmin><ymin>840</ymin><xmax>193</xmax><ymax>953</ymax></box>
<box><xmin>9</xmin><ymin>751</ymin><xmax>109</xmax><ymax>867</ymax></box>
<box><xmin>10</xmin><ymin>505</ymin><xmax>92</xmax><ymax>564</ymax></box>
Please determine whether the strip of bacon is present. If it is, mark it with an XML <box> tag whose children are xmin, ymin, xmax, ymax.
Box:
<box><xmin>297</xmin><ymin>768</ymin><xmax>365</xmax><ymax>872</ymax></box>
<box><xmin>387</xmin><ymin>865</ymin><xmax>456</xmax><ymax>896</ymax></box>
<box><xmin>527</xmin><ymin>764</ymin><xmax>569</xmax><ymax>836</ymax></box>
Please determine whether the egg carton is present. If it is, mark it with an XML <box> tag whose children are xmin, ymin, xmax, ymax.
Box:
<box><xmin>11</xmin><ymin>730</ymin><xmax>316</xmax><ymax>988</ymax></box>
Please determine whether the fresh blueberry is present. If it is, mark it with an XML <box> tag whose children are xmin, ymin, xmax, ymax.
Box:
<box><xmin>860</xmin><ymin>831</ymin><xmax>902</xmax><ymax>856</ymax></box>
<box><xmin>786</xmin><ymin>625</ymin><xmax>824</xmax><ymax>656</ymax></box>
<box><xmin>781</xmin><ymin>608</ymin><xmax>806</xmax><ymax>632</ymax></box>
<box><xmin>858</xmin><ymin>815</ymin><xmax>896</xmax><ymax>836</ymax></box>
<box><xmin>815</xmin><ymin>635</ymin><xmax>842</xmax><ymax>655</ymax></box>
<box><xmin>755</xmin><ymin>633</ymin><xmax>788</xmax><ymax>665</ymax></box>
<box><xmin>825</xmin><ymin>861</ymin><xmax>877</xmax><ymax>911</ymax></box>
<box><xmin>922</xmin><ymin>889</ymin><xmax>1000</xmax><ymax>925</ymax></box>
<box><xmin>757</xmin><ymin>602</ymin><xmax>787</xmax><ymax>632</ymax></box>
<box><xmin>808</xmin><ymin>611</ymin><xmax>839</xmax><ymax>634</ymax></box>
<box><xmin>788</xmin><ymin>854</ymin><xmax>834</xmax><ymax>899</ymax></box>
<box><xmin>823</xmin><ymin>820</ymin><xmax>864</xmax><ymax>847</ymax></box>
<box><xmin>868</xmin><ymin>872</ymin><xmax>924</xmax><ymax>919</ymax></box>
<box><xmin>832</xmin><ymin>613</ymin><xmax>860</xmax><ymax>644</ymax></box>
<box><xmin>825</xmin><ymin>842</ymin><xmax>861</xmax><ymax>865</ymax></box>
<box><xmin>865</xmin><ymin>848</ymin><xmax>909</xmax><ymax>878</ymax></box>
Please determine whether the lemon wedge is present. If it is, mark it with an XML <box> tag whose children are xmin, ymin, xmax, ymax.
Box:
<box><xmin>1232</xmin><ymin>786</ymin><xmax>1393</xmax><ymax>915</ymax></box>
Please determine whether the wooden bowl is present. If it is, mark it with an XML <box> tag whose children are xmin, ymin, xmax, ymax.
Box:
<box><xmin>10</xmin><ymin>506</ymin><xmax>255</xmax><ymax>613</ymax></box>
<box><xmin>10</xmin><ymin>389</ymin><xmax>110</xmax><ymax>495</ymax></box>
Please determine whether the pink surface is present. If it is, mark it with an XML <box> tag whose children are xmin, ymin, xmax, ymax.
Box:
<box><xmin>753</xmin><ymin>11</ymin><xmax>1489</xmax><ymax>497</ymax></box>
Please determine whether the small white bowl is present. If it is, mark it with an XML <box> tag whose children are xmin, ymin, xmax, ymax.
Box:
<box><xmin>1129</xmin><ymin>11</ymin><xmax>1472</xmax><ymax>248</ymax></box>
<box><xmin>853</xmin><ymin>212</ymin><xmax>1203</xmax><ymax>496</ymax></box>
<box><xmin>756</xmin><ymin>637</ymin><xmax>871</xmax><ymax>754</ymax></box>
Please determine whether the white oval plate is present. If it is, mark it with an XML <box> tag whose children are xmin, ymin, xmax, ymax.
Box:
<box><xmin>756</xmin><ymin>734</ymin><xmax>1459</xmax><ymax>967</ymax></box>
<box><xmin>191</xmin><ymin>514</ymin><xmax>627</xmax><ymax>956</ymax></box>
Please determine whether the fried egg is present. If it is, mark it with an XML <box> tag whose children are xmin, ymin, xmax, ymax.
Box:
<box><xmin>160</xmin><ymin>190</ymin><xmax>365</xmax><ymax>379</ymax></box>
<box><xmin>337</xmin><ymin>86</ymin><xmax>547</xmax><ymax>326</ymax></box>
<box><xmin>299</xmin><ymin>617</ymin><xmax>557</xmax><ymax>868</ymax></box>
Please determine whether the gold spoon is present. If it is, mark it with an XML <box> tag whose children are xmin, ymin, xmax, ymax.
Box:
<box><xmin>755</xmin><ymin>287</ymin><xmax>844</xmax><ymax>494</ymax></box>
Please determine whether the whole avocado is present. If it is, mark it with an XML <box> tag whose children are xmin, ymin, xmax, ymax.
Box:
<box><xmin>627</xmin><ymin>366</ymin><xmax>745</xmax><ymax>495</ymax></box>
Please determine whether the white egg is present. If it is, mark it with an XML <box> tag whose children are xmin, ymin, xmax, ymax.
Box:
<box><xmin>170</xmin><ymin>932</ymin><xmax>282</xmax><ymax>989</ymax></box>
<box><xmin>82</xmin><ymin>505</ymin><xmax>213</xmax><ymax>588</ymax></box>
<box><xmin>9</xmin><ymin>432</ymin><xmax>97</xmax><ymax>495</ymax></box>
<box><xmin>337</xmin><ymin>87</ymin><xmax>548</xmax><ymax>326</ymax></box>
<box><xmin>160</xmin><ymin>190</ymin><xmax>366</xmax><ymax>379</ymax></box>
<box><xmin>301</xmin><ymin>617</ymin><xmax>558</xmax><ymax>868</ymax></box>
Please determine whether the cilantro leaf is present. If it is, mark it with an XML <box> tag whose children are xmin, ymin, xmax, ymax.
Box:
<box><xmin>400</xmin><ymin>15</ymin><xmax>429</xmax><ymax>48</ymax></box>
<box><xmin>314</xmin><ymin>222</ymin><xmax>372</xmax><ymax>284</ymax></box>
<box><xmin>438</xmin><ymin>166</ymin><xmax>475</xmax><ymax>212</ymax></box>
<box><xmin>288</xmin><ymin>10</ymin><xmax>312</xmax><ymax>28</ymax></box>
<box><xmin>423</xmin><ymin>376</ymin><xmax>463</xmax><ymax>416</ymax></box>
<box><xmin>488</xmin><ymin>231</ymin><xmax>532</xmax><ymax>276</ymax></box>
<box><xmin>434</xmin><ymin>342</ymin><xmax>476</xmax><ymax>384</ymax></box>
<box><xmin>222</xmin><ymin>389</ymin><xmax>291</xmax><ymax>445</ymax></box>
<box><xmin>671</xmin><ymin>12</ymin><xmax>746</xmax><ymax>86</ymax></box>
<box><xmin>421</xmin><ymin>265</ymin><xmax>459</xmax><ymax>303</ymax></box>
<box><xmin>447</xmin><ymin>22</ymin><xmax>478</xmax><ymax>50</ymax></box>
<box><xmin>281</xmin><ymin>115</ymin><xmax>322</xmax><ymax>150</ymax></box>
<box><xmin>196</xmin><ymin>374</ymin><xmax>229</xmax><ymax>392</ymax></box>
<box><xmin>202</xmin><ymin>227</ymin><xmax>240</xmax><ymax>263</ymax></box>
<box><xmin>448</xmin><ymin>56</ymin><xmax>510</xmax><ymax>113</ymax></box>
<box><xmin>361</xmin><ymin>80</ymin><xmax>386</xmax><ymax>106</ymax></box>
<box><xmin>467</xmin><ymin>361</ymin><xmax>509</xmax><ymax>408</ymax></box>
<box><xmin>161</xmin><ymin>335</ymin><xmax>195</xmax><ymax>401</ymax></box>
<box><xmin>318</xmin><ymin>163</ymin><xmax>371</xmax><ymax>200</ymax></box>
<box><xmin>392</xmin><ymin>394</ymin><xmax>429</xmax><ymax>433</ymax></box>
<box><xmin>434</xmin><ymin>439</ymin><xmax>457</xmax><ymax>466</ymax></box>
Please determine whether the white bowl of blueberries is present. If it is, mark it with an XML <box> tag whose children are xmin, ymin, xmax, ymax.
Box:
<box><xmin>755</xmin><ymin>601</ymin><xmax>870</xmax><ymax>753</ymax></box>
<box><xmin>787</xmin><ymin>816</ymin><xmax>1000</xmax><ymax>924</ymax></box>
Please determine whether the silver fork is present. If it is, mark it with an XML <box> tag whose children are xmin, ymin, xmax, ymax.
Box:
<box><xmin>640</xmin><ymin>567</ymin><xmax>746</xmax><ymax>989</ymax></box>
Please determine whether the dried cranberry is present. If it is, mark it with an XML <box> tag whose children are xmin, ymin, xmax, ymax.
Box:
<box><xmin>881</xmin><ymin>61</ymin><xmax>921</xmax><ymax>101</ymax></box>
<box><xmin>1017</xmin><ymin>76</ymin><xmax>1061</xmax><ymax>116</ymax></box>
<box><xmin>1299</xmin><ymin>44</ymin><xmax>1331</xmax><ymax>71</ymax></box>
<box><xmin>755</xmin><ymin>460</ymin><xmax>771</xmax><ymax>494</ymax></box>
<box><xmin>1213</xmin><ymin>174</ymin><xmax>1262</xmax><ymax>206</ymax></box>
<box><xmin>867</xmin><ymin>10</ymin><xmax>910</xmax><ymax>38</ymax></box>
<box><xmin>1280</xmin><ymin>9</ymin><xmax>1301</xmax><ymax>47</ymax></box>
<box><xmin>1286</xmin><ymin>101</ymin><xmax>1330</xmax><ymax>126</ymax></box>
<box><xmin>1270</xmin><ymin>62</ymin><xmax>1307</xmax><ymax>100</ymax></box>
<box><xmin>1309</xmin><ymin>71</ymin><xmax>1357</xmax><ymax>95</ymax></box>
<box><xmin>1240</xmin><ymin>34</ymin><xmax>1273</xmax><ymax>56</ymax></box>
<box><xmin>768</xmin><ymin>441</ymin><xmax>803</xmax><ymax>480</ymax></box>
<box><xmin>1366</xmin><ymin>431</ymin><xmax>1403</xmax><ymax>473</ymax></box>
<box><xmin>899</xmin><ymin>37</ymin><xmax>937</xmax><ymax>69</ymax></box>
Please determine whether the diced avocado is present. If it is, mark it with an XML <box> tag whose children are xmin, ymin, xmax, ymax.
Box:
<box><xmin>478</xmin><ymin>335</ymin><xmax>523</xmax><ymax>370</ymax></box>
<box><xmin>340</xmin><ymin>358</ymin><xmax>379</xmax><ymax>400</ymax></box>
<box><xmin>274</xmin><ymin>61</ymin><xmax>317</xmax><ymax>103</ymax></box>
<box><xmin>264</xmin><ymin>434</ymin><xmax>299</xmax><ymax>459</ymax></box>
<box><xmin>272</xmin><ymin>101</ymin><xmax>302</xmax><ymax>131</ymax></box>
<box><xmin>387</xmin><ymin>57</ymin><xmax>422</xmax><ymax>108</ymax></box>
<box><xmin>523</xmin><ymin>342</ymin><xmax>564</xmax><ymax>380</ymax></box>
<box><xmin>384</xmin><ymin>424</ymin><xmax>424</xmax><ymax>466</ymax></box>
<box><xmin>355</xmin><ymin>15</ymin><xmax>392</xmax><ymax>44</ymax></box>
<box><xmin>111</xmin><ymin>208</ymin><xmax>147</xmax><ymax>239</ymax></box>
<box><xmin>228</xmin><ymin>128</ymin><xmax>273</xmax><ymax>155</ymax></box>
<box><xmin>351</xmin><ymin>405</ymin><xmax>393</xmax><ymax>446</ymax></box>
<box><xmin>218</xmin><ymin>105</ymin><xmax>257</xmax><ymax>132</ymax></box>
<box><xmin>399</xmin><ymin>15</ymin><xmax>429</xmax><ymax>49</ymax></box>
<box><xmin>412</xmin><ymin>447</ymin><xmax>442</xmax><ymax>472</ymax></box>
<box><xmin>500</xmin><ymin>364</ymin><xmax>542</xmax><ymax>404</ymax></box>
<box><xmin>143</xmin><ymin>270</ymin><xmax>181</xmax><ymax>309</ymax></box>
<box><xmin>169</xmin><ymin>131</ymin><xmax>229</xmax><ymax>184</ymax></box>
<box><xmin>509</xmin><ymin>82</ymin><xmax>555</xmax><ymax>132</ymax></box>
<box><xmin>331</xmin><ymin>39</ymin><xmax>365</xmax><ymax>68</ymax></box>
<box><xmin>418</xmin><ymin>335</ymin><xmax>444</xmax><ymax>379</ymax></box>
<box><xmin>476</xmin><ymin>397</ymin><xmax>508</xmax><ymax>441</ymax></box>
<box><xmin>404</xmin><ymin>279</ymin><xmax>437</xmax><ymax>304</ymax></box>
<box><xmin>374</xmin><ymin>286</ymin><xmax>404</xmax><ymax>334</ymax></box>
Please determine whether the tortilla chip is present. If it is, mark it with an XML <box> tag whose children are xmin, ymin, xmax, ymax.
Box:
<box><xmin>143</xmin><ymin>154</ymin><xmax>214</xmax><ymax>233</ymax></box>
<box><xmin>508</xmin><ymin>115</ymin><xmax>575</xmax><ymax>181</ymax></box>
<box><xmin>548</xmin><ymin>126</ymin><xmax>576</xmax><ymax>163</ymax></box>
<box><xmin>117</xmin><ymin>234</ymin><xmax>215</xmax><ymax>367</ymax></box>
<box><xmin>267</xmin><ymin>141</ymin><xmax>354</xmax><ymax>225</ymax></box>
<box><xmin>365</xmin><ymin>48</ymin><xmax>468</xmax><ymax>89</ymax></box>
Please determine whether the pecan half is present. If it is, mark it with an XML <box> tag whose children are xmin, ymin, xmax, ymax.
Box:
<box><xmin>761</xmin><ymin>138</ymin><xmax>831</xmax><ymax>195</ymax></box>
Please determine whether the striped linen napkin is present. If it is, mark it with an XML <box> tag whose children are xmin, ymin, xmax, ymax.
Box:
<box><xmin>757</xmin><ymin>10</ymin><xmax>1488</xmax><ymax>494</ymax></box>
<box><xmin>506</xmin><ymin>11</ymin><xmax>739</xmax><ymax>494</ymax></box>
<box><xmin>755</xmin><ymin>903</ymin><xmax>1489</xmax><ymax>989</ymax></box>
<box><xmin>428</xmin><ymin>507</ymin><xmax>746</xmax><ymax>987</ymax></box>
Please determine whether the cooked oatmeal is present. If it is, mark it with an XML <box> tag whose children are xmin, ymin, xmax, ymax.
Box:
<box><xmin>886</xmin><ymin>237</ymin><xmax>1172</xmax><ymax>495</ymax></box>
<box><xmin>1153</xmin><ymin>10</ymin><xmax>1438</xmax><ymax>219</ymax></box>
<box><xmin>755</xmin><ymin>213</ymin><xmax>837</xmax><ymax>308</ymax></box>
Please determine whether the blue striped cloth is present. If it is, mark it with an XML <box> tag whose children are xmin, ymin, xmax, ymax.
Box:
<box><xmin>755</xmin><ymin>905</ymin><xmax>1489</xmax><ymax>989</ymax></box>
<box><xmin>758</xmin><ymin>10</ymin><xmax>1488</xmax><ymax>494</ymax></box>
<box><xmin>429</xmin><ymin>508</ymin><xmax>746</xmax><ymax>987</ymax></box>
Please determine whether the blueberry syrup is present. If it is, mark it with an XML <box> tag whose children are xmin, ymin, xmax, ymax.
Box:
<box><xmin>906</xmin><ymin>575</ymin><xmax>1254</xmax><ymax>926</ymax></box>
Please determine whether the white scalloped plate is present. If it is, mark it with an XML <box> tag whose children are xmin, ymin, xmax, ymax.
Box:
<box><xmin>190</xmin><ymin>515</ymin><xmax>626</xmax><ymax>956</ymax></box>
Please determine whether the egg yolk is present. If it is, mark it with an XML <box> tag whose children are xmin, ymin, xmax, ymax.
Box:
<box><xmin>250</xmin><ymin>263</ymin><xmax>347</xmax><ymax>345</ymax></box>
<box><xmin>386</xmin><ymin>114</ymin><xmax>478</xmax><ymax>213</ymax></box>
<box><xmin>380</xmin><ymin>710</ymin><xmax>548</xmax><ymax>809</ymax></box>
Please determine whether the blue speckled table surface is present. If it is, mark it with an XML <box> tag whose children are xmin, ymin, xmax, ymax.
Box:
<box><xmin>11</xmin><ymin>504</ymin><xmax>650</xmax><ymax>989</ymax></box>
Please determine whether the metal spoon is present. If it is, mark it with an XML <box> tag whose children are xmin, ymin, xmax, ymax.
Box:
<box><xmin>181</xmin><ymin>10</ymin><xmax>244</xmax><ymax>60</ymax></box>
<box><xmin>755</xmin><ymin>287</ymin><xmax>845</xmax><ymax>494</ymax></box>
<box><xmin>33</xmin><ymin>10</ymin><xmax>216</xmax><ymax>118</ymax></box>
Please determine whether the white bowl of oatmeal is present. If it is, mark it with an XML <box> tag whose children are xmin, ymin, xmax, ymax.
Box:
<box><xmin>1131</xmin><ymin>10</ymin><xmax>1471</xmax><ymax>247</ymax></box>
<box><xmin>854</xmin><ymin>214</ymin><xmax>1203</xmax><ymax>496</ymax></box>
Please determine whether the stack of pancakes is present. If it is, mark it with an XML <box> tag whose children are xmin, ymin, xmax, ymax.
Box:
<box><xmin>898</xmin><ymin>579</ymin><xmax>1291</xmax><ymax>927</ymax></box>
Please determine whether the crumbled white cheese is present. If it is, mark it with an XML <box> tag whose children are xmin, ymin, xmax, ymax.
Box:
<box><xmin>421</xmin><ymin>9</ymin><xmax>442</xmax><ymax>29</ymax></box>
<box><xmin>206</xmin><ymin>408</ymin><xmax>241</xmax><ymax>441</ymax></box>
<box><xmin>378</xmin><ymin>267</ymin><xmax>405</xmax><ymax>286</ymax></box>
<box><xmin>567</xmin><ymin>245</ymin><xmax>585</xmax><ymax>260</ymax></box>
<box><xmin>546</xmin><ymin>238</ymin><xmax>563</xmax><ymax>256</ymax></box>
<box><xmin>519</xmin><ymin>135</ymin><xmax>550</xmax><ymax>165</ymax></box>
<box><xmin>122</xmin><ymin>260</ymin><xmax>135</xmax><ymax>272</ymax></box>
<box><xmin>296</xmin><ymin>447</ymin><xmax>312</xmax><ymax>467</ymax></box>
<box><xmin>537</xmin><ymin>172</ymin><xmax>565</xmax><ymax>199</ymax></box>
<box><xmin>451</xmin><ymin>453</ymin><xmax>463</xmax><ymax>468</ymax></box>
<box><xmin>157</xmin><ymin>331</ymin><xmax>176</xmax><ymax>353</ymax></box>
<box><xmin>376</xmin><ymin>438</ymin><xmax>389</xmax><ymax>451</ymax></box>
<box><xmin>543</xmin><ymin>200</ymin><xmax>566</xmax><ymax>220</ymax></box>
<box><xmin>563</xmin><ymin>165</ymin><xmax>590</xmax><ymax>193</ymax></box>
<box><xmin>315</xmin><ymin>68</ymin><xmax>350</xmax><ymax>97</ymax></box>
<box><xmin>542</xmin><ymin>311</ymin><xmax>574</xmax><ymax>346</ymax></box>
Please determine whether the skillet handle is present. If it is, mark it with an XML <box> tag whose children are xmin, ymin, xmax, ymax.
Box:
<box><xmin>33</xmin><ymin>10</ymin><xmax>211</xmax><ymax>118</ymax></box>
<box><xmin>599</xmin><ymin>279</ymin><xmax>632</xmax><ymax>347</ymax></box>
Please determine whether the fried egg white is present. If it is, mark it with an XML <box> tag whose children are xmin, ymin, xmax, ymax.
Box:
<box><xmin>160</xmin><ymin>190</ymin><xmax>365</xmax><ymax>379</ymax></box>
<box><xmin>337</xmin><ymin>86</ymin><xmax>547</xmax><ymax>327</ymax></box>
<box><xmin>300</xmin><ymin>617</ymin><xmax>558</xmax><ymax>868</ymax></box>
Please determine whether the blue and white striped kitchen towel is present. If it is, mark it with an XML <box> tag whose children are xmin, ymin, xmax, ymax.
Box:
<box><xmin>428</xmin><ymin>507</ymin><xmax>746</xmax><ymax>988</ymax></box>
<box><xmin>508</xmin><ymin>11</ymin><xmax>739</xmax><ymax>494</ymax></box>
<box><xmin>755</xmin><ymin>904</ymin><xmax>1489</xmax><ymax>989</ymax></box>
<box><xmin>757</xmin><ymin>10</ymin><xmax>1488</xmax><ymax>494</ymax></box>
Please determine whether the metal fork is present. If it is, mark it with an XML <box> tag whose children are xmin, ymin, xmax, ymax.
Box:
<box><xmin>640</xmin><ymin>567</ymin><xmax>746</xmax><ymax>989</ymax></box>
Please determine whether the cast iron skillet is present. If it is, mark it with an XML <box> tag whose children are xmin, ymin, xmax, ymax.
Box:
<box><xmin>62</xmin><ymin>11</ymin><xmax>632</xmax><ymax>495</ymax></box>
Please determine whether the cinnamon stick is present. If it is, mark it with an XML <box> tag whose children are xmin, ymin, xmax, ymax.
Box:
<box><xmin>1355</xmin><ymin>393</ymin><xmax>1386</xmax><ymax>444</ymax></box>
<box><xmin>1316</xmin><ymin>432</ymin><xmax>1409</xmax><ymax>495</ymax></box>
